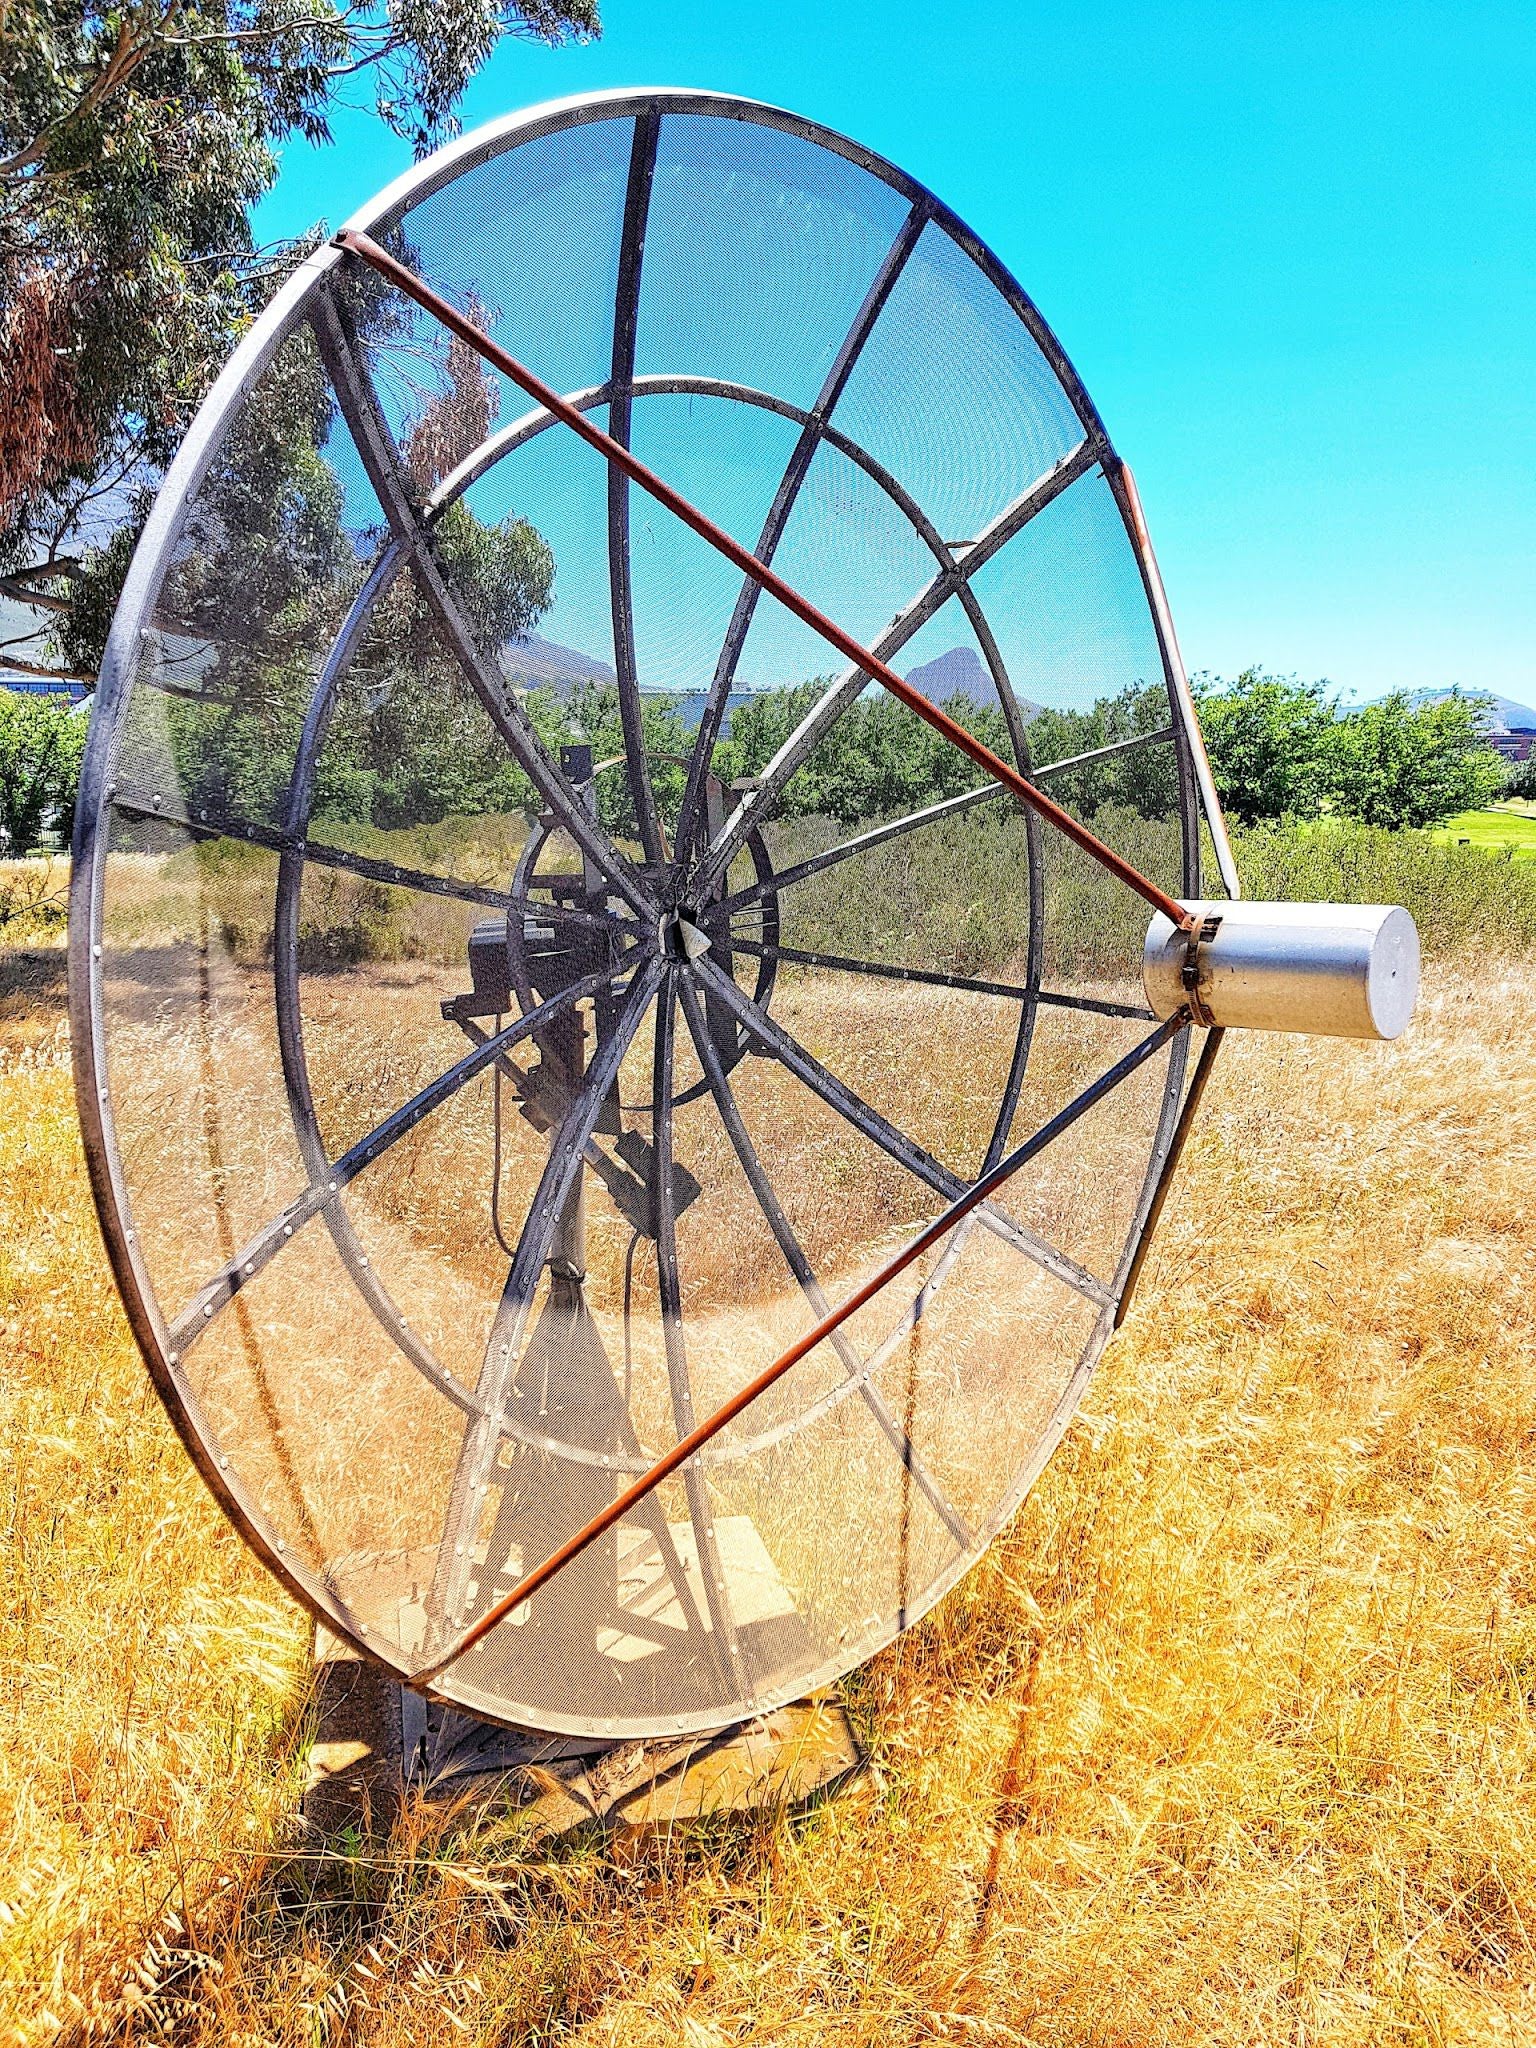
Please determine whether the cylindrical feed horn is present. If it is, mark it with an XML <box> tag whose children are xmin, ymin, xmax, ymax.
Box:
<box><xmin>1143</xmin><ymin>900</ymin><xmax>1420</xmax><ymax>1040</ymax></box>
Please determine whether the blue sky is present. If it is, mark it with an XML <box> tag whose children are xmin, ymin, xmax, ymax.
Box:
<box><xmin>255</xmin><ymin>0</ymin><xmax>1536</xmax><ymax>708</ymax></box>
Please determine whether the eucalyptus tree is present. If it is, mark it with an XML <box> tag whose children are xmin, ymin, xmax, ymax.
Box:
<box><xmin>0</xmin><ymin>0</ymin><xmax>597</xmax><ymax>681</ymax></box>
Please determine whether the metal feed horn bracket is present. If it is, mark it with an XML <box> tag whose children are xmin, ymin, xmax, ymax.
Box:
<box><xmin>1146</xmin><ymin>900</ymin><xmax>1420</xmax><ymax>1041</ymax></box>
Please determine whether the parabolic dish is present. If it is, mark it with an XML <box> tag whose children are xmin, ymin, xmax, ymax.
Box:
<box><xmin>70</xmin><ymin>89</ymin><xmax>1233</xmax><ymax>1738</ymax></box>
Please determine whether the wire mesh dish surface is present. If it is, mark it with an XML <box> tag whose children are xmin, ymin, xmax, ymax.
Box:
<box><xmin>71</xmin><ymin>89</ymin><xmax>1212</xmax><ymax>1737</ymax></box>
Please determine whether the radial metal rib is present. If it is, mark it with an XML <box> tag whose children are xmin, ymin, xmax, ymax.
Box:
<box><xmin>688</xmin><ymin>952</ymin><xmax>1113</xmax><ymax>1309</ymax></box>
<box><xmin>163</xmin><ymin>966</ymin><xmax>627</xmax><ymax>1376</ymax></box>
<box><xmin>109</xmin><ymin>781</ymin><xmax>547</xmax><ymax>917</ymax></box>
<box><xmin>430</xmin><ymin>956</ymin><xmax>666</xmax><ymax>1644</ymax></box>
<box><xmin>718</xmin><ymin>936</ymin><xmax>1155</xmax><ymax>1020</ymax></box>
<box><xmin>607</xmin><ymin>109</ymin><xmax>667</xmax><ymax>864</ymax></box>
<box><xmin>310</xmin><ymin>285</ymin><xmax>657</xmax><ymax>923</ymax></box>
<box><xmin>671</xmin><ymin>200</ymin><xmax>931</xmax><ymax>863</ymax></box>
<box><xmin>709</xmin><ymin>726</ymin><xmax>1178</xmax><ymax>921</ymax></box>
<box><xmin>691</xmin><ymin>437</ymin><xmax>1100</xmax><ymax>892</ymax></box>
<box><xmin>676</xmin><ymin>974</ymin><xmax>972</xmax><ymax>1550</ymax></box>
<box><xmin>650</xmin><ymin>973</ymin><xmax>741</xmax><ymax>1667</ymax></box>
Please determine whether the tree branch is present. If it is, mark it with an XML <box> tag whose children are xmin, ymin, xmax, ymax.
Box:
<box><xmin>0</xmin><ymin>579</ymin><xmax>73</xmax><ymax>613</ymax></box>
<box><xmin>0</xmin><ymin>653</ymin><xmax>96</xmax><ymax>686</ymax></box>
<box><xmin>160</xmin><ymin>14</ymin><xmax>361</xmax><ymax>47</ymax></box>
<box><xmin>0</xmin><ymin>11</ymin><xmax>160</xmax><ymax>180</ymax></box>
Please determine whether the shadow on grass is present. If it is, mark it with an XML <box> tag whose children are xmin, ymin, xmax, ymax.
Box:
<box><xmin>0</xmin><ymin>944</ymin><xmax>68</xmax><ymax>1015</ymax></box>
<box><xmin>0</xmin><ymin>943</ymin><xmax>69</xmax><ymax>1061</ymax></box>
<box><xmin>90</xmin><ymin>1658</ymin><xmax>866</xmax><ymax>2043</ymax></box>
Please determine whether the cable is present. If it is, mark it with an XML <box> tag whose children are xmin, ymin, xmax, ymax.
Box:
<box><xmin>621</xmin><ymin>1226</ymin><xmax>643</xmax><ymax>1409</ymax></box>
<box><xmin>490</xmin><ymin>1015</ymin><xmax>517</xmax><ymax>1261</ymax></box>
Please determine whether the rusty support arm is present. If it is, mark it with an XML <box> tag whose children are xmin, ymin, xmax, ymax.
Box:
<box><xmin>410</xmin><ymin>1007</ymin><xmax>1187</xmax><ymax>1688</ymax></box>
<box><xmin>333</xmin><ymin>228</ymin><xmax>1195</xmax><ymax>936</ymax></box>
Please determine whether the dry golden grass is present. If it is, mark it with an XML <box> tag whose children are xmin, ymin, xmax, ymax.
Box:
<box><xmin>2</xmin><ymin>924</ymin><xmax>1534</xmax><ymax>2043</ymax></box>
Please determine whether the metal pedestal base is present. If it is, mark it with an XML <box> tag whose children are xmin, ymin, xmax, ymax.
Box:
<box><xmin>303</xmin><ymin>1627</ymin><xmax>864</xmax><ymax>1837</ymax></box>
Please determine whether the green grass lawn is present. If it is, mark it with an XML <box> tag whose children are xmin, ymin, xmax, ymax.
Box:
<box><xmin>1433</xmin><ymin>801</ymin><xmax>1536</xmax><ymax>859</ymax></box>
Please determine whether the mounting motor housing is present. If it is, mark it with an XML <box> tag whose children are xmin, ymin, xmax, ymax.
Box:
<box><xmin>1143</xmin><ymin>900</ymin><xmax>1420</xmax><ymax>1040</ymax></box>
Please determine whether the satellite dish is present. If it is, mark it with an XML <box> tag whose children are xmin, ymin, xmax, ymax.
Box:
<box><xmin>68</xmin><ymin>90</ymin><xmax>1418</xmax><ymax>1744</ymax></box>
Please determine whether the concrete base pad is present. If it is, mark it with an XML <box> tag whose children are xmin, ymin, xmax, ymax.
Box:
<box><xmin>303</xmin><ymin>1628</ymin><xmax>863</xmax><ymax>1838</ymax></box>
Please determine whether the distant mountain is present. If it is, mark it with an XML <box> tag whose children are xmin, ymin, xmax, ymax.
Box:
<box><xmin>499</xmin><ymin>632</ymin><xmax>615</xmax><ymax>693</ymax></box>
<box><xmin>498</xmin><ymin>633</ymin><xmax>1061</xmax><ymax>730</ymax></box>
<box><xmin>904</xmin><ymin>644</ymin><xmax>1042</xmax><ymax>717</ymax></box>
<box><xmin>1390</xmin><ymin>687</ymin><xmax>1536</xmax><ymax>734</ymax></box>
<box><xmin>905</xmin><ymin>645</ymin><xmax>990</xmax><ymax>706</ymax></box>
<box><xmin>1467</xmin><ymin>693</ymin><xmax>1535</xmax><ymax>734</ymax></box>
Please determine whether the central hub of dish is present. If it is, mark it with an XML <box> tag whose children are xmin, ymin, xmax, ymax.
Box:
<box><xmin>660</xmin><ymin>910</ymin><xmax>711</xmax><ymax>964</ymax></box>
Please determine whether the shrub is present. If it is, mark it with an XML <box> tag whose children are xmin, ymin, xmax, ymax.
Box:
<box><xmin>0</xmin><ymin>692</ymin><xmax>87</xmax><ymax>853</ymax></box>
<box><xmin>1321</xmin><ymin>691</ymin><xmax>1505</xmax><ymax>828</ymax></box>
<box><xmin>1236</xmin><ymin>817</ymin><xmax>1536</xmax><ymax>957</ymax></box>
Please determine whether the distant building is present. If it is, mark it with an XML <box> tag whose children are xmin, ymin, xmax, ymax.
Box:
<box><xmin>1</xmin><ymin>674</ymin><xmax>91</xmax><ymax>704</ymax></box>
